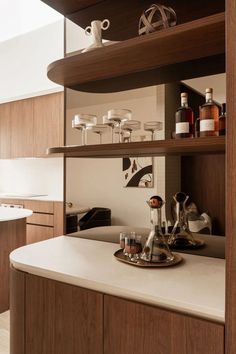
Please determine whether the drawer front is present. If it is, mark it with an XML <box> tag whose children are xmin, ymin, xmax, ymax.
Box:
<box><xmin>27</xmin><ymin>213</ymin><xmax>54</xmax><ymax>227</ymax></box>
<box><xmin>26</xmin><ymin>224</ymin><xmax>54</xmax><ymax>245</ymax></box>
<box><xmin>24</xmin><ymin>200</ymin><xmax>54</xmax><ymax>214</ymax></box>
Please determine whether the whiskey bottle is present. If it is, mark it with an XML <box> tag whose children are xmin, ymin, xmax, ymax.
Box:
<box><xmin>194</xmin><ymin>106</ymin><xmax>201</xmax><ymax>138</ymax></box>
<box><xmin>219</xmin><ymin>103</ymin><xmax>226</xmax><ymax>136</ymax></box>
<box><xmin>200</xmin><ymin>88</ymin><xmax>219</xmax><ymax>137</ymax></box>
<box><xmin>175</xmin><ymin>93</ymin><xmax>194</xmax><ymax>138</ymax></box>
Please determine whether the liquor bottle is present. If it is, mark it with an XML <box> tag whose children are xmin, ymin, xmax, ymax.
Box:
<box><xmin>194</xmin><ymin>106</ymin><xmax>201</xmax><ymax>138</ymax></box>
<box><xmin>219</xmin><ymin>103</ymin><xmax>226</xmax><ymax>136</ymax></box>
<box><xmin>200</xmin><ymin>88</ymin><xmax>219</xmax><ymax>137</ymax></box>
<box><xmin>175</xmin><ymin>93</ymin><xmax>194</xmax><ymax>139</ymax></box>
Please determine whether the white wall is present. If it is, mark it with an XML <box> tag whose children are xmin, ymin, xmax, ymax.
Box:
<box><xmin>0</xmin><ymin>20</ymin><xmax>64</xmax><ymax>103</ymax></box>
<box><xmin>66</xmin><ymin>86</ymin><xmax>168</xmax><ymax>227</ymax></box>
<box><xmin>0</xmin><ymin>158</ymin><xmax>63</xmax><ymax>200</ymax></box>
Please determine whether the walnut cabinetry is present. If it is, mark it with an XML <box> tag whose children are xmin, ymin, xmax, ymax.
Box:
<box><xmin>0</xmin><ymin>199</ymin><xmax>64</xmax><ymax>244</ymax></box>
<box><xmin>0</xmin><ymin>92</ymin><xmax>64</xmax><ymax>158</ymax></box>
<box><xmin>104</xmin><ymin>295</ymin><xmax>224</xmax><ymax>354</ymax></box>
<box><xmin>10</xmin><ymin>268</ymin><xmax>224</xmax><ymax>354</ymax></box>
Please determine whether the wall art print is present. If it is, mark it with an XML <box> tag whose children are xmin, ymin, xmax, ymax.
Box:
<box><xmin>123</xmin><ymin>157</ymin><xmax>153</xmax><ymax>188</ymax></box>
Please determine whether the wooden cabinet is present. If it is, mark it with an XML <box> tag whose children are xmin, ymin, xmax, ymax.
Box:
<box><xmin>0</xmin><ymin>219</ymin><xmax>26</xmax><ymax>313</ymax></box>
<box><xmin>0</xmin><ymin>91</ymin><xmax>64</xmax><ymax>158</ymax></box>
<box><xmin>10</xmin><ymin>269</ymin><xmax>224</xmax><ymax>354</ymax></box>
<box><xmin>10</xmin><ymin>99</ymin><xmax>34</xmax><ymax>158</ymax></box>
<box><xmin>104</xmin><ymin>295</ymin><xmax>224</xmax><ymax>354</ymax></box>
<box><xmin>0</xmin><ymin>199</ymin><xmax>64</xmax><ymax>244</ymax></box>
<box><xmin>33</xmin><ymin>92</ymin><xmax>64</xmax><ymax>157</ymax></box>
<box><xmin>10</xmin><ymin>269</ymin><xmax>103</xmax><ymax>354</ymax></box>
<box><xmin>0</xmin><ymin>102</ymin><xmax>11</xmax><ymax>158</ymax></box>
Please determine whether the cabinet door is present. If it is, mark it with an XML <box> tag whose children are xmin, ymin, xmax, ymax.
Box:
<box><xmin>25</xmin><ymin>274</ymin><xmax>103</xmax><ymax>354</ymax></box>
<box><xmin>11</xmin><ymin>99</ymin><xmax>34</xmax><ymax>158</ymax></box>
<box><xmin>104</xmin><ymin>295</ymin><xmax>224</xmax><ymax>354</ymax></box>
<box><xmin>33</xmin><ymin>92</ymin><xmax>64</xmax><ymax>157</ymax></box>
<box><xmin>0</xmin><ymin>102</ymin><xmax>11</xmax><ymax>158</ymax></box>
<box><xmin>26</xmin><ymin>224</ymin><xmax>54</xmax><ymax>244</ymax></box>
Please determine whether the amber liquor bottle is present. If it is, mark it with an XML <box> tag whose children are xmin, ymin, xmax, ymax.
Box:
<box><xmin>175</xmin><ymin>93</ymin><xmax>194</xmax><ymax>138</ymax></box>
<box><xmin>219</xmin><ymin>103</ymin><xmax>226</xmax><ymax>136</ymax></box>
<box><xmin>200</xmin><ymin>88</ymin><xmax>219</xmax><ymax>137</ymax></box>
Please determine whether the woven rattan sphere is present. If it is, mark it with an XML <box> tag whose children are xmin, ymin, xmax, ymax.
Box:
<box><xmin>139</xmin><ymin>3</ymin><xmax>177</xmax><ymax>35</ymax></box>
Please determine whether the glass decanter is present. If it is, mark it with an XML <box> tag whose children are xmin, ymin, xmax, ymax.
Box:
<box><xmin>168</xmin><ymin>192</ymin><xmax>198</xmax><ymax>248</ymax></box>
<box><xmin>141</xmin><ymin>196</ymin><xmax>174</xmax><ymax>263</ymax></box>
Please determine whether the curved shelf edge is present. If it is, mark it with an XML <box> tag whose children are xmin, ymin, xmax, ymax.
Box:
<box><xmin>47</xmin><ymin>13</ymin><xmax>225</xmax><ymax>93</ymax></box>
<box><xmin>47</xmin><ymin>137</ymin><xmax>225</xmax><ymax>158</ymax></box>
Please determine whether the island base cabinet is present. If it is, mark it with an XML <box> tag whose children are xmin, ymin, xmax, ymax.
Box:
<box><xmin>10</xmin><ymin>269</ymin><xmax>103</xmax><ymax>354</ymax></box>
<box><xmin>104</xmin><ymin>295</ymin><xmax>224</xmax><ymax>354</ymax></box>
<box><xmin>10</xmin><ymin>269</ymin><xmax>224</xmax><ymax>354</ymax></box>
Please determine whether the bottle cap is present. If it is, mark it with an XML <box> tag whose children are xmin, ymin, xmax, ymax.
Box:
<box><xmin>205</xmin><ymin>88</ymin><xmax>213</xmax><ymax>93</ymax></box>
<box><xmin>181</xmin><ymin>92</ymin><xmax>188</xmax><ymax>97</ymax></box>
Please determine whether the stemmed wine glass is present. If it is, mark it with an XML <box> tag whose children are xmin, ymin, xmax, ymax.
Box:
<box><xmin>121</xmin><ymin>120</ymin><xmax>141</xmax><ymax>142</ymax></box>
<box><xmin>91</xmin><ymin>124</ymin><xmax>109</xmax><ymax>144</ymax></box>
<box><xmin>107</xmin><ymin>109</ymin><xmax>132</xmax><ymax>143</ymax></box>
<box><xmin>102</xmin><ymin>115</ymin><xmax>117</xmax><ymax>143</ymax></box>
<box><xmin>72</xmin><ymin>114</ymin><xmax>97</xmax><ymax>145</ymax></box>
<box><xmin>144</xmin><ymin>121</ymin><xmax>163</xmax><ymax>140</ymax></box>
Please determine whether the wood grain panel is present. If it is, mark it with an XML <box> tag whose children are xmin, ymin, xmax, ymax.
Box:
<box><xmin>48</xmin><ymin>13</ymin><xmax>225</xmax><ymax>92</ymax></box>
<box><xmin>26</xmin><ymin>212</ymin><xmax>54</xmax><ymax>226</ymax></box>
<box><xmin>48</xmin><ymin>136</ymin><xmax>225</xmax><ymax>158</ymax></box>
<box><xmin>41</xmin><ymin>0</ymin><xmax>103</xmax><ymax>15</ymax></box>
<box><xmin>104</xmin><ymin>295</ymin><xmax>224</xmax><ymax>354</ymax></box>
<box><xmin>23</xmin><ymin>200</ymin><xmax>54</xmax><ymax>214</ymax></box>
<box><xmin>10</xmin><ymin>98</ymin><xmax>34</xmax><ymax>158</ymax></box>
<box><xmin>53</xmin><ymin>201</ymin><xmax>64</xmax><ymax>236</ymax></box>
<box><xmin>33</xmin><ymin>92</ymin><xmax>64</xmax><ymax>157</ymax></box>
<box><xmin>181</xmin><ymin>154</ymin><xmax>225</xmax><ymax>235</ymax></box>
<box><xmin>0</xmin><ymin>102</ymin><xmax>11</xmax><ymax>158</ymax></box>
<box><xmin>25</xmin><ymin>274</ymin><xmax>103</xmax><ymax>354</ymax></box>
<box><xmin>226</xmin><ymin>0</ymin><xmax>236</xmax><ymax>353</ymax></box>
<box><xmin>10</xmin><ymin>267</ymin><xmax>25</xmax><ymax>354</ymax></box>
<box><xmin>0</xmin><ymin>219</ymin><xmax>26</xmax><ymax>313</ymax></box>
<box><xmin>26</xmin><ymin>224</ymin><xmax>54</xmax><ymax>244</ymax></box>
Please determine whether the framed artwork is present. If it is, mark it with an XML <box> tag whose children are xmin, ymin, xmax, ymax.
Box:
<box><xmin>123</xmin><ymin>157</ymin><xmax>153</xmax><ymax>188</ymax></box>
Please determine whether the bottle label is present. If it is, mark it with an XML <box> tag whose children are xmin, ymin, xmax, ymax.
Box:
<box><xmin>176</xmin><ymin>122</ymin><xmax>189</xmax><ymax>134</ymax></box>
<box><xmin>200</xmin><ymin>119</ymin><xmax>215</xmax><ymax>132</ymax></box>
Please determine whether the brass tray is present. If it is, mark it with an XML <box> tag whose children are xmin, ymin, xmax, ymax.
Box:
<box><xmin>114</xmin><ymin>249</ymin><xmax>183</xmax><ymax>268</ymax></box>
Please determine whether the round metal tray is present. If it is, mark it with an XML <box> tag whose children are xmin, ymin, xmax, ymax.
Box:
<box><xmin>114</xmin><ymin>249</ymin><xmax>183</xmax><ymax>268</ymax></box>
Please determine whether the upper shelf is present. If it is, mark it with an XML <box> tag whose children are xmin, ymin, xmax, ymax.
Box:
<box><xmin>41</xmin><ymin>0</ymin><xmax>225</xmax><ymax>41</ymax></box>
<box><xmin>47</xmin><ymin>136</ymin><xmax>225</xmax><ymax>158</ymax></box>
<box><xmin>47</xmin><ymin>13</ymin><xmax>225</xmax><ymax>93</ymax></box>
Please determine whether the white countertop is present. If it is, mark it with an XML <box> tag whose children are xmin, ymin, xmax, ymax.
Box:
<box><xmin>0</xmin><ymin>206</ymin><xmax>32</xmax><ymax>221</ymax></box>
<box><xmin>10</xmin><ymin>236</ymin><xmax>225</xmax><ymax>323</ymax></box>
<box><xmin>0</xmin><ymin>194</ymin><xmax>62</xmax><ymax>202</ymax></box>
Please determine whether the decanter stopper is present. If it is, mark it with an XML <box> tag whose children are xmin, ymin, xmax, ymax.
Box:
<box><xmin>141</xmin><ymin>196</ymin><xmax>174</xmax><ymax>263</ymax></box>
<box><xmin>168</xmin><ymin>192</ymin><xmax>197</xmax><ymax>248</ymax></box>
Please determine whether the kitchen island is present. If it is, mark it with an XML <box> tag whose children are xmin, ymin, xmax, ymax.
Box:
<box><xmin>0</xmin><ymin>207</ymin><xmax>32</xmax><ymax>313</ymax></box>
<box><xmin>10</xmin><ymin>236</ymin><xmax>225</xmax><ymax>354</ymax></box>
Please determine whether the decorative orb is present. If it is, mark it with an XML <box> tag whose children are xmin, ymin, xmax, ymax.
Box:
<box><xmin>149</xmin><ymin>195</ymin><xmax>164</xmax><ymax>209</ymax></box>
<box><xmin>139</xmin><ymin>3</ymin><xmax>177</xmax><ymax>36</ymax></box>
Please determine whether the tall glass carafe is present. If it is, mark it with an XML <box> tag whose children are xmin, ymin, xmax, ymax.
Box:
<box><xmin>141</xmin><ymin>196</ymin><xmax>174</xmax><ymax>263</ymax></box>
<box><xmin>168</xmin><ymin>192</ymin><xmax>197</xmax><ymax>247</ymax></box>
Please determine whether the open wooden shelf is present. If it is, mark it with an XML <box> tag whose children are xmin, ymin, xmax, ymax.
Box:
<box><xmin>41</xmin><ymin>0</ymin><xmax>224</xmax><ymax>41</ymax></box>
<box><xmin>47</xmin><ymin>136</ymin><xmax>225</xmax><ymax>158</ymax></box>
<box><xmin>47</xmin><ymin>13</ymin><xmax>225</xmax><ymax>93</ymax></box>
